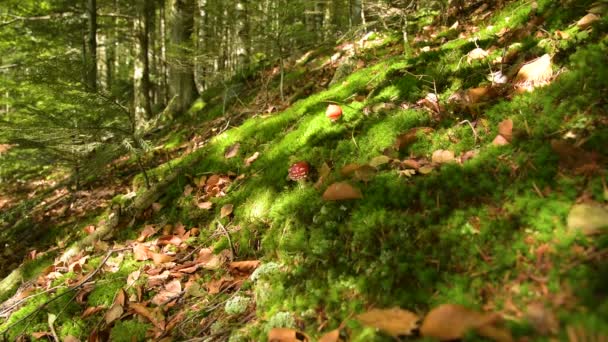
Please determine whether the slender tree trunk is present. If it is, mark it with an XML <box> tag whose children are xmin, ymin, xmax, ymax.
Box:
<box><xmin>159</xmin><ymin>4</ymin><xmax>168</xmax><ymax>105</ymax></box>
<box><xmin>134</xmin><ymin>0</ymin><xmax>153</xmax><ymax>130</ymax></box>
<box><xmin>168</xmin><ymin>0</ymin><xmax>198</xmax><ymax>115</ymax></box>
<box><xmin>86</xmin><ymin>0</ymin><xmax>97</xmax><ymax>92</ymax></box>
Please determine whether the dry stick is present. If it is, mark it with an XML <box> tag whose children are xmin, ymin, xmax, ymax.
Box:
<box><xmin>0</xmin><ymin>247</ymin><xmax>130</xmax><ymax>337</ymax></box>
<box><xmin>459</xmin><ymin>119</ymin><xmax>478</xmax><ymax>144</ymax></box>
<box><xmin>217</xmin><ymin>220</ymin><xmax>235</xmax><ymax>259</ymax></box>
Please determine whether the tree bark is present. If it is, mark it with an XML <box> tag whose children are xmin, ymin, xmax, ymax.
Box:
<box><xmin>86</xmin><ymin>0</ymin><xmax>97</xmax><ymax>92</ymax></box>
<box><xmin>134</xmin><ymin>0</ymin><xmax>153</xmax><ymax>130</ymax></box>
<box><xmin>168</xmin><ymin>0</ymin><xmax>198</xmax><ymax>116</ymax></box>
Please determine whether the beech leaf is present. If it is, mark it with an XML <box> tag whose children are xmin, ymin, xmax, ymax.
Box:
<box><xmin>245</xmin><ymin>151</ymin><xmax>260</xmax><ymax>166</ymax></box>
<box><xmin>224</xmin><ymin>143</ymin><xmax>241</xmax><ymax>159</ymax></box>
<box><xmin>268</xmin><ymin>328</ymin><xmax>309</xmax><ymax>342</ymax></box>
<box><xmin>420</xmin><ymin>304</ymin><xmax>512</xmax><ymax>342</ymax></box>
<box><xmin>104</xmin><ymin>302</ymin><xmax>123</xmax><ymax>325</ymax></box>
<box><xmin>318</xmin><ymin>329</ymin><xmax>340</xmax><ymax>342</ymax></box>
<box><xmin>567</xmin><ymin>203</ymin><xmax>608</xmax><ymax>235</ymax></box>
<box><xmin>322</xmin><ymin>182</ymin><xmax>363</xmax><ymax>201</ymax></box>
<box><xmin>356</xmin><ymin>307</ymin><xmax>419</xmax><ymax>338</ymax></box>
<box><xmin>498</xmin><ymin>119</ymin><xmax>513</xmax><ymax>142</ymax></box>
<box><xmin>221</xmin><ymin>204</ymin><xmax>234</xmax><ymax>218</ymax></box>
<box><xmin>492</xmin><ymin>135</ymin><xmax>510</xmax><ymax>146</ymax></box>
<box><xmin>431</xmin><ymin>150</ymin><xmax>455</xmax><ymax>164</ymax></box>
<box><xmin>369</xmin><ymin>155</ymin><xmax>391</xmax><ymax>168</ymax></box>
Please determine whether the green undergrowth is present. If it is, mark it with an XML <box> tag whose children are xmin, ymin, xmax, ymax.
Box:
<box><xmin>2</xmin><ymin>0</ymin><xmax>607</xmax><ymax>340</ymax></box>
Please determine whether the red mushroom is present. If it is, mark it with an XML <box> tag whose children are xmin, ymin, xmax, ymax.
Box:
<box><xmin>288</xmin><ymin>161</ymin><xmax>310</xmax><ymax>181</ymax></box>
<box><xmin>326</xmin><ymin>104</ymin><xmax>343</xmax><ymax>122</ymax></box>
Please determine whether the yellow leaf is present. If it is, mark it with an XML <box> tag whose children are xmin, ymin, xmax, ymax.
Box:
<box><xmin>356</xmin><ymin>307</ymin><xmax>419</xmax><ymax>338</ymax></box>
<box><xmin>369</xmin><ymin>155</ymin><xmax>391</xmax><ymax>167</ymax></box>
<box><xmin>431</xmin><ymin>150</ymin><xmax>455</xmax><ymax>164</ymax></box>
<box><xmin>221</xmin><ymin>204</ymin><xmax>234</xmax><ymax>218</ymax></box>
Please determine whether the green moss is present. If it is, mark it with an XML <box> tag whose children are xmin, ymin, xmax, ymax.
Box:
<box><xmin>109</xmin><ymin>319</ymin><xmax>149</xmax><ymax>342</ymax></box>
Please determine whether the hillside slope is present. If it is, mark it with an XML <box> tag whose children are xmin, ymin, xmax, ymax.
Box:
<box><xmin>1</xmin><ymin>0</ymin><xmax>607</xmax><ymax>341</ymax></box>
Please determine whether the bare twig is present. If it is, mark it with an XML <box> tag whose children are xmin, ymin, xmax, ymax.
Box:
<box><xmin>459</xmin><ymin>120</ymin><xmax>478</xmax><ymax>144</ymax></box>
<box><xmin>217</xmin><ymin>220</ymin><xmax>235</xmax><ymax>259</ymax></box>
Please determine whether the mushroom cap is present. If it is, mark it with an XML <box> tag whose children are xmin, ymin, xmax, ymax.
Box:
<box><xmin>288</xmin><ymin>161</ymin><xmax>310</xmax><ymax>181</ymax></box>
<box><xmin>326</xmin><ymin>104</ymin><xmax>343</xmax><ymax>121</ymax></box>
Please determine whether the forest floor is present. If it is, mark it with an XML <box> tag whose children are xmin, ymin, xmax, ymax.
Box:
<box><xmin>1</xmin><ymin>0</ymin><xmax>607</xmax><ymax>341</ymax></box>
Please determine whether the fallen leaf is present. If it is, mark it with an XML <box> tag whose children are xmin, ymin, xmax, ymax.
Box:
<box><xmin>197</xmin><ymin>201</ymin><xmax>213</xmax><ymax>210</ymax></box>
<box><xmin>498</xmin><ymin>119</ymin><xmax>513</xmax><ymax>142</ymax></box>
<box><xmin>268</xmin><ymin>328</ymin><xmax>309</xmax><ymax>342</ymax></box>
<box><xmin>514</xmin><ymin>54</ymin><xmax>553</xmax><ymax>92</ymax></box>
<box><xmin>228</xmin><ymin>260</ymin><xmax>261</xmax><ymax>275</ymax></box>
<box><xmin>577</xmin><ymin>13</ymin><xmax>600</xmax><ymax>29</ymax></box>
<box><xmin>353</xmin><ymin>164</ymin><xmax>377</xmax><ymax>183</ymax></box>
<box><xmin>83</xmin><ymin>225</ymin><xmax>95</xmax><ymax>234</ymax></box>
<box><xmin>245</xmin><ymin>152</ymin><xmax>260</xmax><ymax>166</ymax></box>
<box><xmin>467</xmin><ymin>47</ymin><xmax>489</xmax><ymax>63</ymax></box>
<box><xmin>221</xmin><ymin>204</ymin><xmax>234</xmax><ymax>218</ymax></box>
<box><xmin>395</xmin><ymin>128</ymin><xmax>433</xmax><ymax>150</ymax></box>
<box><xmin>340</xmin><ymin>163</ymin><xmax>362</xmax><ymax>177</ymax></box>
<box><xmin>63</xmin><ymin>336</ymin><xmax>81</xmax><ymax>342</ymax></box>
<box><xmin>431</xmin><ymin>150</ymin><xmax>456</xmax><ymax>164</ymax></box>
<box><xmin>137</xmin><ymin>225</ymin><xmax>158</xmax><ymax>242</ymax></box>
<box><xmin>150</xmin><ymin>252</ymin><xmax>175</xmax><ymax>265</ymax></box>
<box><xmin>322</xmin><ymin>182</ymin><xmax>363</xmax><ymax>201</ymax></box>
<box><xmin>318</xmin><ymin>329</ymin><xmax>341</xmax><ymax>342</ymax></box>
<box><xmin>31</xmin><ymin>332</ymin><xmax>52</xmax><ymax>339</ymax></box>
<box><xmin>151</xmin><ymin>202</ymin><xmax>163</xmax><ymax>212</ymax></box>
<box><xmin>356</xmin><ymin>307</ymin><xmax>419</xmax><ymax>338</ymax></box>
<box><xmin>369</xmin><ymin>155</ymin><xmax>391</xmax><ymax>167</ymax></box>
<box><xmin>399</xmin><ymin>169</ymin><xmax>416</xmax><ymax>178</ymax></box>
<box><xmin>567</xmin><ymin>203</ymin><xmax>608</xmax><ymax>235</ymax></box>
<box><xmin>130</xmin><ymin>303</ymin><xmax>165</xmax><ymax>330</ymax></box>
<box><xmin>224</xmin><ymin>143</ymin><xmax>241</xmax><ymax>159</ymax></box>
<box><xmin>152</xmin><ymin>279</ymin><xmax>182</xmax><ymax>306</ymax></box>
<box><xmin>315</xmin><ymin>162</ymin><xmax>332</xmax><ymax>189</ymax></box>
<box><xmin>183</xmin><ymin>185</ymin><xmax>194</xmax><ymax>196</ymax></box>
<box><xmin>104</xmin><ymin>302</ymin><xmax>124</xmax><ymax>325</ymax></box>
<box><xmin>492</xmin><ymin>135</ymin><xmax>510</xmax><ymax>146</ymax></box>
<box><xmin>420</xmin><ymin>304</ymin><xmax>512</xmax><ymax>342</ymax></box>
<box><xmin>81</xmin><ymin>306</ymin><xmax>105</xmax><ymax>318</ymax></box>
<box><xmin>127</xmin><ymin>270</ymin><xmax>141</xmax><ymax>287</ymax></box>
<box><xmin>133</xmin><ymin>244</ymin><xmax>150</xmax><ymax>261</ymax></box>
<box><xmin>418</xmin><ymin>165</ymin><xmax>434</xmax><ymax>174</ymax></box>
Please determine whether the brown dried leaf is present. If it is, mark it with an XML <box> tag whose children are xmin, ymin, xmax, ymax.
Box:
<box><xmin>133</xmin><ymin>244</ymin><xmax>150</xmax><ymax>261</ymax></box>
<box><xmin>498</xmin><ymin>119</ymin><xmax>513</xmax><ymax>142</ymax></box>
<box><xmin>221</xmin><ymin>204</ymin><xmax>234</xmax><ymax>218</ymax></box>
<box><xmin>467</xmin><ymin>47</ymin><xmax>489</xmax><ymax>63</ymax></box>
<box><xmin>315</xmin><ymin>162</ymin><xmax>332</xmax><ymax>189</ymax></box>
<box><xmin>356</xmin><ymin>308</ymin><xmax>419</xmax><ymax>338</ymax></box>
<box><xmin>431</xmin><ymin>150</ymin><xmax>456</xmax><ymax>164</ymax></box>
<box><xmin>83</xmin><ymin>225</ymin><xmax>95</xmax><ymax>234</ymax></box>
<box><xmin>322</xmin><ymin>182</ymin><xmax>363</xmax><ymax>201</ymax></box>
<box><xmin>183</xmin><ymin>185</ymin><xmax>194</xmax><ymax>196</ymax></box>
<box><xmin>152</xmin><ymin>279</ymin><xmax>182</xmax><ymax>306</ymax></box>
<box><xmin>137</xmin><ymin>225</ymin><xmax>158</xmax><ymax>242</ymax></box>
<box><xmin>245</xmin><ymin>152</ymin><xmax>260</xmax><ymax>166</ymax></box>
<box><xmin>130</xmin><ymin>303</ymin><xmax>165</xmax><ymax>330</ymax></box>
<box><xmin>394</xmin><ymin>127</ymin><xmax>433</xmax><ymax>150</ymax></box>
<box><xmin>224</xmin><ymin>143</ymin><xmax>241</xmax><ymax>159</ymax></box>
<box><xmin>318</xmin><ymin>329</ymin><xmax>341</xmax><ymax>342</ymax></box>
<box><xmin>104</xmin><ymin>302</ymin><xmax>123</xmax><ymax>325</ymax></box>
<box><xmin>514</xmin><ymin>54</ymin><xmax>553</xmax><ymax>91</ymax></box>
<box><xmin>567</xmin><ymin>203</ymin><xmax>608</xmax><ymax>235</ymax></box>
<box><xmin>353</xmin><ymin>164</ymin><xmax>377</xmax><ymax>183</ymax></box>
<box><xmin>63</xmin><ymin>335</ymin><xmax>81</xmax><ymax>342</ymax></box>
<box><xmin>196</xmin><ymin>201</ymin><xmax>213</xmax><ymax>210</ymax></box>
<box><xmin>340</xmin><ymin>163</ymin><xmax>362</xmax><ymax>177</ymax></box>
<box><xmin>577</xmin><ymin>13</ymin><xmax>600</xmax><ymax>29</ymax></box>
<box><xmin>150</xmin><ymin>252</ymin><xmax>174</xmax><ymax>265</ymax></box>
<box><xmin>369</xmin><ymin>155</ymin><xmax>391</xmax><ymax>168</ymax></box>
<box><xmin>81</xmin><ymin>306</ymin><xmax>105</xmax><ymax>319</ymax></box>
<box><xmin>421</xmin><ymin>304</ymin><xmax>511</xmax><ymax>342</ymax></box>
<box><xmin>492</xmin><ymin>135</ymin><xmax>510</xmax><ymax>146</ymax></box>
<box><xmin>228</xmin><ymin>260</ymin><xmax>261</xmax><ymax>275</ymax></box>
<box><xmin>268</xmin><ymin>328</ymin><xmax>309</xmax><ymax>342</ymax></box>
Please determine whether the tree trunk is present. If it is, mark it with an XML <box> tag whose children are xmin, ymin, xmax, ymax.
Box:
<box><xmin>134</xmin><ymin>0</ymin><xmax>153</xmax><ymax>131</ymax></box>
<box><xmin>168</xmin><ymin>0</ymin><xmax>198</xmax><ymax>116</ymax></box>
<box><xmin>86</xmin><ymin>0</ymin><xmax>97</xmax><ymax>92</ymax></box>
